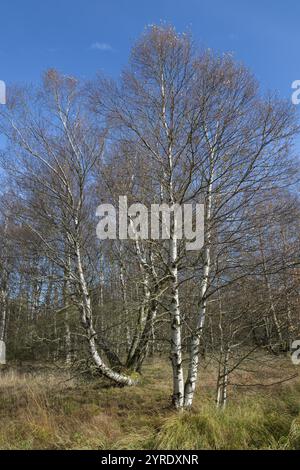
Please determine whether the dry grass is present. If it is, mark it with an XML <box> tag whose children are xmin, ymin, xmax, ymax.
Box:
<box><xmin>0</xmin><ymin>354</ymin><xmax>299</xmax><ymax>450</ymax></box>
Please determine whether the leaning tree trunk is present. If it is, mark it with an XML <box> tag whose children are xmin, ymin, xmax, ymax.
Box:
<box><xmin>75</xmin><ymin>243</ymin><xmax>134</xmax><ymax>386</ymax></box>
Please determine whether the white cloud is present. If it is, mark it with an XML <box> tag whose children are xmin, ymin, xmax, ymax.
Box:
<box><xmin>90</xmin><ymin>42</ymin><xmax>113</xmax><ymax>51</ymax></box>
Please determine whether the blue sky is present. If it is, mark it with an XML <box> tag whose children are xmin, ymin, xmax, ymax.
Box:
<box><xmin>0</xmin><ymin>0</ymin><xmax>299</xmax><ymax>96</ymax></box>
<box><xmin>0</xmin><ymin>0</ymin><xmax>299</xmax><ymax>151</ymax></box>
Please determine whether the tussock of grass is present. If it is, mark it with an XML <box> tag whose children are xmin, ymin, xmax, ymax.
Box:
<box><xmin>284</xmin><ymin>416</ymin><xmax>300</xmax><ymax>449</ymax></box>
<box><xmin>151</xmin><ymin>402</ymin><xmax>289</xmax><ymax>450</ymax></box>
<box><xmin>149</xmin><ymin>383</ymin><xmax>300</xmax><ymax>450</ymax></box>
<box><xmin>0</xmin><ymin>358</ymin><xmax>299</xmax><ymax>450</ymax></box>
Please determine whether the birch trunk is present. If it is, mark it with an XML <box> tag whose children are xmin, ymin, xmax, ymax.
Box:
<box><xmin>119</xmin><ymin>260</ymin><xmax>131</xmax><ymax>351</ymax></box>
<box><xmin>169</xmin><ymin>235</ymin><xmax>184</xmax><ymax>409</ymax></box>
<box><xmin>127</xmin><ymin>272</ymin><xmax>150</xmax><ymax>364</ymax></box>
<box><xmin>216</xmin><ymin>347</ymin><xmax>230</xmax><ymax>409</ymax></box>
<box><xmin>125</xmin><ymin>247</ymin><xmax>161</xmax><ymax>371</ymax></box>
<box><xmin>75</xmin><ymin>243</ymin><xmax>134</xmax><ymax>386</ymax></box>
<box><xmin>280</xmin><ymin>227</ymin><xmax>294</xmax><ymax>346</ymax></box>
<box><xmin>63</xmin><ymin>253</ymin><xmax>72</xmax><ymax>365</ymax></box>
<box><xmin>126</xmin><ymin>300</ymin><xmax>157</xmax><ymax>372</ymax></box>
<box><xmin>0</xmin><ymin>219</ymin><xmax>9</xmax><ymax>345</ymax></box>
<box><xmin>160</xmin><ymin>69</ymin><xmax>184</xmax><ymax>408</ymax></box>
<box><xmin>0</xmin><ymin>286</ymin><xmax>8</xmax><ymax>343</ymax></box>
<box><xmin>65</xmin><ymin>310</ymin><xmax>72</xmax><ymax>365</ymax></box>
<box><xmin>259</xmin><ymin>232</ymin><xmax>283</xmax><ymax>345</ymax></box>
<box><xmin>184</xmin><ymin>174</ymin><xmax>213</xmax><ymax>408</ymax></box>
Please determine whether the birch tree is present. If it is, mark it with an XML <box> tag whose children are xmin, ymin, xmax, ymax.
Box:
<box><xmin>0</xmin><ymin>71</ymin><xmax>134</xmax><ymax>385</ymax></box>
<box><xmin>91</xmin><ymin>25</ymin><xmax>299</xmax><ymax>408</ymax></box>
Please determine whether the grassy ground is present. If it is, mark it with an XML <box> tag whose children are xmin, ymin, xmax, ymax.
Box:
<box><xmin>0</xmin><ymin>354</ymin><xmax>300</xmax><ymax>450</ymax></box>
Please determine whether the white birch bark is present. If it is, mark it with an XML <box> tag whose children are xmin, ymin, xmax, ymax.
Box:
<box><xmin>169</xmin><ymin>234</ymin><xmax>184</xmax><ymax>408</ymax></box>
<box><xmin>160</xmin><ymin>70</ymin><xmax>184</xmax><ymax>409</ymax></box>
<box><xmin>184</xmin><ymin>155</ymin><xmax>214</xmax><ymax>408</ymax></box>
<box><xmin>119</xmin><ymin>259</ymin><xmax>131</xmax><ymax>351</ymax></box>
<box><xmin>0</xmin><ymin>219</ymin><xmax>9</xmax><ymax>358</ymax></box>
<box><xmin>0</xmin><ymin>288</ymin><xmax>7</xmax><ymax>343</ymax></box>
<box><xmin>75</xmin><ymin>243</ymin><xmax>134</xmax><ymax>385</ymax></box>
<box><xmin>63</xmin><ymin>250</ymin><xmax>72</xmax><ymax>365</ymax></box>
